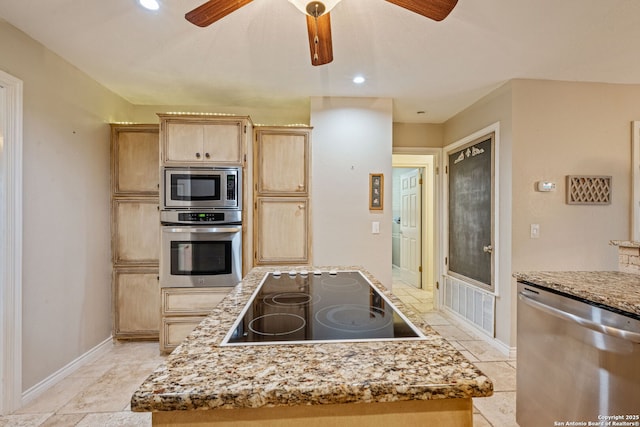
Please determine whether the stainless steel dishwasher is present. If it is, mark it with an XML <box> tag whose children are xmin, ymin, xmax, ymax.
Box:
<box><xmin>516</xmin><ymin>282</ymin><xmax>640</xmax><ymax>427</ymax></box>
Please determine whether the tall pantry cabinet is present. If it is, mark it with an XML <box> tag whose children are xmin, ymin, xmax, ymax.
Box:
<box><xmin>253</xmin><ymin>126</ymin><xmax>311</xmax><ymax>265</ymax></box>
<box><xmin>158</xmin><ymin>113</ymin><xmax>252</xmax><ymax>353</ymax></box>
<box><xmin>110</xmin><ymin>124</ymin><xmax>160</xmax><ymax>339</ymax></box>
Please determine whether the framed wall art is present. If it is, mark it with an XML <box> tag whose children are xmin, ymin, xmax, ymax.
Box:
<box><xmin>369</xmin><ymin>173</ymin><xmax>383</xmax><ymax>210</ymax></box>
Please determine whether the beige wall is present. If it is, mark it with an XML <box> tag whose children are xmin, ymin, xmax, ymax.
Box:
<box><xmin>392</xmin><ymin>122</ymin><xmax>444</xmax><ymax>148</ymax></box>
<box><xmin>511</xmin><ymin>79</ymin><xmax>636</xmax><ymax>271</ymax></box>
<box><xmin>0</xmin><ymin>21</ymin><xmax>133</xmax><ymax>390</ymax></box>
<box><xmin>444</xmin><ymin>82</ymin><xmax>515</xmax><ymax>348</ymax></box>
<box><xmin>443</xmin><ymin>79</ymin><xmax>640</xmax><ymax>349</ymax></box>
<box><xmin>310</xmin><ymin>97</ymin><xmax>394</xmax><ymax>286</ymax></box>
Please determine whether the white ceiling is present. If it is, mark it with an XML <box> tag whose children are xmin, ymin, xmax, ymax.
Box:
<box><xmin>1</xmin><ymin>0</ymin><xmax>639</xmax><ymax>123</ymax></box>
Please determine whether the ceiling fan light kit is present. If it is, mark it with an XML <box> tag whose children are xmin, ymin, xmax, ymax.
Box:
<box><xmin>288</xmin><ymin>0</ymin><xmax>341</xmax><ymax>17</ymax></box>
<box><xmin>185</xmin><ymin>0</ymin><xmax>458</xmax><ymax>65</ymax></box>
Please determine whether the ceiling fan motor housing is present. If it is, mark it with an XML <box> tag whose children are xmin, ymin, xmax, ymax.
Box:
<box><xmin>306</xmin><ymin>2</ymin><xmax>327</xmax><ymax>17</ymax></box>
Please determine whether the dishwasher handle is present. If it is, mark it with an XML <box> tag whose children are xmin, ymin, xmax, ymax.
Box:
<box><xmin>518</xmin><ymin>291</ymin><xmax>640</xmax><ymax>343</ymax></box>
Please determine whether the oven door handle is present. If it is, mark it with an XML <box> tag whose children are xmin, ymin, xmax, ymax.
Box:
<box><xmin>162</xmin><ymin>226</ymin><xmax>242</xmax><ymax>234</ymax></box>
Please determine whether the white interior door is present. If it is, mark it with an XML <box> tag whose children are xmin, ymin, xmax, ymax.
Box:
<box><xmin>400</xmin><ymin>169</ymin><xmax>422</xmax><ymax>288</ymax></box>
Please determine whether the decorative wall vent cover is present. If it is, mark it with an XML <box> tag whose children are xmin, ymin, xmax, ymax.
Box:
<box><xmin>566</xmin><ymin>175</ymin><xmax>612</xmax><ymax>205</ymax></box>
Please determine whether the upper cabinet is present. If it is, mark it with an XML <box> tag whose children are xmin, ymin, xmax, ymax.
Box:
<box><xmin>158</xmin><ymin>114</ymin><xmax>251</xmax><ymax>166</ymax></box>
<box><xmin>253</xmin><ymin>126</ymin><xmax>312</xmax><ymax>266</ymax></box>
<box><xmin>111</xmin><ymin>124</ymin><xmax>159</xmax><ymax>195</ymax></box>
<box><xmin>255</xmin><ymin>127</ymin><xmax>310</xmax><ymax>196</ymax></box>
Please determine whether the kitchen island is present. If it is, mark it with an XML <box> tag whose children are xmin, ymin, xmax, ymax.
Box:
<box><xmin>131</xmin><ymin>266</ymin><xmax>493</xmax><ymax>426</ymax></box>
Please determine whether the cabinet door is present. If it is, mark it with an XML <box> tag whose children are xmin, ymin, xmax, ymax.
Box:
<box><xmin>255</xmin><ymin>198</ymin><xmax>309</xmax><ymax>264</ymax></box>
<box><xmin>165</xmin><ymin>123</ymin><xmax>205</xmax><ymax>162</ymax></box>
<box><xmin>256</xmin><ymin>129</ymin><xmax>309</xmax><ymax>195</ymax></box>
<box><xmin>160</xmin><ymin>316</ymin><xmax>205</xmax><ymax>353</ymax></box>
<box><xmin>111</xmin><ymin>126</ymin><xmax>159</xmax><ymax>194</ymax></box>
<box><xmin>164</xmin><ymin>121</ymin><xmax>244</xmax><ymax>164</ymax></box>
<box><xmin>203</xmin><ymin>122</ymin><xmax>243</xmax><ymax>164</ymax></box>
<box><xmin>113</xmin><ymin>268</ymin><xmax>160</xmax><ymax>338</ymax></box>
<box><xmin>113</xmin><ymin>199</ymin><xmax>159</xmax><ymax>264</ymax></box>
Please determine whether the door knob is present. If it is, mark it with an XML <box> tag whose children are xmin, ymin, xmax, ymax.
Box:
<box><xmin>483</xmin><ymin>245</ymin><xmax>493</xmax><ymax>254</ymax></box>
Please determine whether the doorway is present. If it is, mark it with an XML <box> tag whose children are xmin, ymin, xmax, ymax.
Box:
<box><xmin>0</xmin><ymin>70</ymin><xmax>23</xmax><ymax>414</ymax></box>
<box><xmin>391</xmin><ymin>153</ymin><xmax>437</xmax><ymax>313</ymax></box>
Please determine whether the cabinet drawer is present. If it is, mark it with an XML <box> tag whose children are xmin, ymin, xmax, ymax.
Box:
<box><xmin>161</xmin><ymin>287</ymin><xmax>232</xmax><ymax>316</ymax></box>
<box><xmin>160</xmin><ymin>316</ymin><xmax>205</xmax><ymax>353</ymax></box>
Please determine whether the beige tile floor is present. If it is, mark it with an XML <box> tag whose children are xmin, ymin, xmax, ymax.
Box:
<box><xmin>1</xmin><ymin>283</ymin><xmax>517</xmax><ymax>427</ymax></box>
<box><xmin>392</xmin><ymin>278</ymin><xmax>518</xmax><ymax>427</ymax></box>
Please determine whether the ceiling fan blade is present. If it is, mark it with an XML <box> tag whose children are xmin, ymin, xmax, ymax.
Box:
<box><xmin>306</xmin><ymin>12</ymin><xmax>333</xmax><ymax>66</ymax></box>
<box><xmin>185</xmin><ymin>0</ymin><xmax>253</xmax><ymax>27</ymax></box>
<box><xmin>385</xmin><ymin>0</ymin><xmax>458</xmax><ymax>21</ymax></box>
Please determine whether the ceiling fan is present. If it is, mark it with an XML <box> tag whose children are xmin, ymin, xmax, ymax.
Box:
<box><xmin>185</xmin><ymin>0</ymin><xmax>458</xmax><ymax>66</ymax></box>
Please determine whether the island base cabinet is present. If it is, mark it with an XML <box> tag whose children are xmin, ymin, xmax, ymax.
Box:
<box><xmin>151</xmin><ymin>398</ymin><xmax>472</xmax><ymax>426</ymax></box>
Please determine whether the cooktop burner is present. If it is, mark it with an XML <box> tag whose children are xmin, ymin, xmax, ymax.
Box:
<box><xmin>221</xmin><ymin>271</ymin><xmax>426</xmax><ymax>346</ymax></box>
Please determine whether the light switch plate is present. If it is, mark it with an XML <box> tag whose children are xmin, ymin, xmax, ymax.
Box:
<box><xmin>372</xmin><ymin>221</ymin><xmax>380</xmax><ymax>234</ymax></box>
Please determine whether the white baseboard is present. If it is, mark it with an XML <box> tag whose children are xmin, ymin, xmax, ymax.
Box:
<box><xmin>21</xmin><ymin>336</ymin><xmax>113</xmax><ymax>407</ymax></box>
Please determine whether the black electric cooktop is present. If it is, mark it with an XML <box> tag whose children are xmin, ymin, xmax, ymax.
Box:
<box><xmin>221</xmin><ymin>271</ymin><xmax>426</xmax><ymax>346</ymax></box>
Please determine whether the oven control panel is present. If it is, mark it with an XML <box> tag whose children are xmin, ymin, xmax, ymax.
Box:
<box><xmin>160</xmin><ymin>209</ymin><xmax>242</xmax><ymax>225</ymax></box>
<box><xmin>179</xmin><ymin>212</ymin><xmax>225</xmax><ymax>222</ymax></box>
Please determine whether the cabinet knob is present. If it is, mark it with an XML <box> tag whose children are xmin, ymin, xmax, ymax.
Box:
<box><xmin>195</xmin><ymin>152</ymin><xmax>201</xmax><ymax>159</ymax></box>
<box><xmin>298</xmin><ymin>205</ymin><xmax>305</xmax><ymax>209</ymax></box>
<box><xmin>298</xmin><ymin>184</ymin><xmax>304</xmax><ymax>189</ymax></box>
<box><xmin>205</xmin><ymin>153</ymin><xmax>211</xmax><ymax>159</ymax></box>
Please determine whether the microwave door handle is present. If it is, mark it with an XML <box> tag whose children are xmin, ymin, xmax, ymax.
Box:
<box><xmin>163</xmin><ymin>226</ymin><xmax>242</xmax><ymax>234</ymax></box>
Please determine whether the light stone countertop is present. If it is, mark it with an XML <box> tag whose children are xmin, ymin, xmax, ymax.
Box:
<box><xmin>610</xmin><ymin>240</ymin><xmax>640</xmax><ymax>248</ymax></box>
<box><xmin>514</xmin><ymin>271</ymin><xmax>640</xmax><ymax>318</ymax></box>
<box><xmin>131</xmin><ymin>266</ymin><xmax>494</xmax><ymax>413</ymax></box>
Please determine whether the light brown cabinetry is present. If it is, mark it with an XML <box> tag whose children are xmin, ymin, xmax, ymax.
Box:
<box><xmin>253</xmin><ymin>126</ymin><xmax>311</xmax><ymax>265</ymax></box>
<box><xmin>113</xmin><ymin>267</ymin><xmax>160</xmax><ymax>337</ymax></box>
<box><xmin>255</xmin><ymin>198</ymin><xmax>309</xmax><ymax>264</ymax></box>
<box><xmin>159</xmin><ymin>114</ymin><xmax>250</xmax><ymax>165</ymax></box>
<box><xmin>160</xmin><ymin>287</ymin><xmax>233</xmax><ymax>353</ymax></box>
<box><xmin>110</xmin><ymin>124</ymin><xmax>160</xmax><ymax>340</ymax></box>
<box><xmin>112</xmin><ymin>199</ymin><xmax>159</xmax><ymax>264</ymax></box>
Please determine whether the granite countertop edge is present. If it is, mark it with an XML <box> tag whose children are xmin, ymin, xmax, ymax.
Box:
<box><xmin>131</xmin><ymin>266</ymin><xmax>494</xmax><ymax>412</ymax></box>
<box><xmin>609</xmin><ymin>240</ymin><xmax>640</xmax><ymax>247</ymax></box>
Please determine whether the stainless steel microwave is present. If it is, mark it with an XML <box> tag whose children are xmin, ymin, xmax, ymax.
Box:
<box><xmin>162</xmin><ymin>167</ymin><xmax>241</xmax><ymax>210</ymax></box>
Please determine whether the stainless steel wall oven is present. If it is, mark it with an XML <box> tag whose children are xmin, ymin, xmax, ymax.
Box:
<box><xmin>160</xmin><ymin>224</ymin><xmax>242</xmax><ymax>288</ymax></box>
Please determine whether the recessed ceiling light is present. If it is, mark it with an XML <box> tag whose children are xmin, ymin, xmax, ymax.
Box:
<box><xmin>139</xmin><ymin>0</ymin><xmax>159</xmax><ymax>11</ymax></box>
<box><xmin>352</xmin><ymin>75</ymin><xmax>366</xmax><ymax>84</ymax></box>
